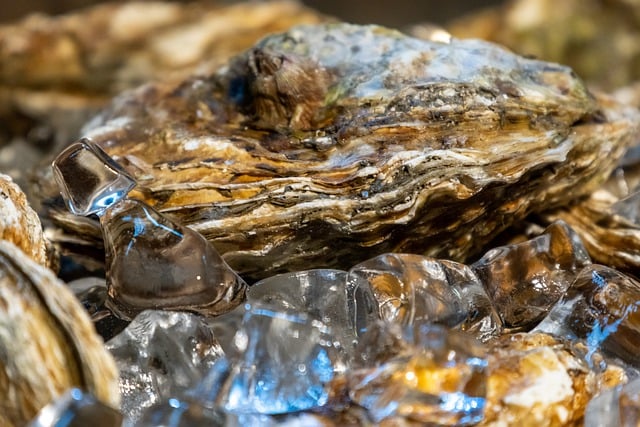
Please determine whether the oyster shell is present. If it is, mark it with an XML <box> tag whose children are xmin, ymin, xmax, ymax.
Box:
<box><xmin>0</xmin><ymin>240</ymin><xmax>119</xmax><ymax>427</ymax></box>
<box><xmin>540</xmin><ymin>155</ymin><xmax>640</xmax><ymax>276</ymax></box>
<box><xmin>42</xmin><ymin>23</ymin><xmax>640</xmax><ymax>280</ymax></box>
<box><xmin>0</xmin><ymin>173</ymin><xmax>47</xmax><ymax>266</ymax></box>
<box><xmin>482</xmin><ymin>332</ymin><xmax>627</xmax><ymax>427</ymax></box>
<box><xmin>0</xmin><ymin>1</ymin><xmax>327</xmax><ymax>188</ymax></box>
<box><xmin>444</xmin><ymin>0</ymin><xmax>640</xmax><ymax>91</ymax></box>
<box><xmin>0</xmin><ymin>1</ymin><xmax>325</xmax><ymax>95</ymax></box>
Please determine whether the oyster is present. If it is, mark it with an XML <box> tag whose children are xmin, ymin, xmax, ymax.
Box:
<box><xmin>0</xmin><ymin>1</ymin><xmax>325</xmax><ymax>96</ymax></box>
<box><xmin>445</xmin><ymin>0</ymin><xmax>640</xmax><ymax>91</ymax></box>
<box><xmin>0</xmin><ymin>1</ymin><xmax>327</xmax><ymax>187</ymax></box>
<box><xmin>0</xmin><ymin>173</ymin><xmax>48</xmax><ymax>266</ymax></box>
<box><xmin>540</xmin><ymin>153</ymin><xmax>640</xmax><ymax>276</ymax></box>
<box><xmin>42</xmin><ymin>23</ymin><xmax>640</xmax><ymax>280</ymax></box>
<box><xmin>0</xmin><ymin>240</ymin><xmax>119</xmax><ymax>427</ymax></box>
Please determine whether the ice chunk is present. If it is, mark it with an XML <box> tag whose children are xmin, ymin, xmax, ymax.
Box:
<box><xmin>347</xmin><ymin>253</ymin><xmax>500</xmax><ymax>339</ymax></box>
<box><xmin>52</xmin><ymin>138</ymin><xmax>136</xmax><ymax>216</ymax></box>
<box><xmin>472</xmin><ymin>221</ymin><xmax>590</xmax><ymax>330</ymax></box>
<box><xmin>198</xmin><ymin>302</ymin><xmax>346</xmax><ymax>414</ymax></box>
<box><xmin>105</xmin><ymin>310</ymin><xmax>224</xmax><ymax>423</ymax></box>
<box><xmin>534</xmin><ymin>264</ymin><xmax>640</xmax><ymax>367</ymax></box>
<box><xmin>349</xmin><ymin>321</ymin><xmax>487</xmax><ymax>425</ymax></box>
<box><xmin>248</xmin><ymin>269</ymin><xmax>377</xmax><ymax>356</ymax></box>
<box><xmin>100</xmin><ymin>198</ymin><xmax>246</xmax><ymax>320</ymax></box>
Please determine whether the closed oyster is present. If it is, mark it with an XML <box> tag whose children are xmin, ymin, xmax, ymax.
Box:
<box><xmin>0</xmin><ymin>1</ymin><xmax>325</xmax><ymax>95</ymax></box>
<box><xmin>43</xmin><ymin>23</ymin><xmax>640</xmax><ymax>279</ymax></box>
<box><xmin>0</xmin><ymin>173</ymin><xmax>47</xmax><ymax>266</ymax></box>
<box><xmin>0</xmin><ymin>1</ymin><xmax>327</xmax><ymax>189</ymax></box>
<box><xmin>445</xmin><ymin>0</ymin><xmax>640</xmax><ymax>91</ymax></box>
<box><xmin>0</xmin><ymin>240</ymin><xmax>119</xmax><ymax>426</ymax></box>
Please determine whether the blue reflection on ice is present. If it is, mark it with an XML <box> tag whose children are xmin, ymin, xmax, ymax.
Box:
<box><xmin>219</xmin><ymin>304</ymin><xmax>340</xmax><ymax>414</ymax></box>
<box><xmin>440</xmin><ymin>392</ymin><xmax>486</xmax><ymax>425</ymax></box>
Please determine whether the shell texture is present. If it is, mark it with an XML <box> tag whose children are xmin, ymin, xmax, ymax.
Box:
<box><xmin>45</xmin><ymin>23</ymin><xmax>640</xmax><ymax>279</ymax></box>
<box><xmin>0</xmin><ymin>0</ymin><xmax>328</xmax><ymax>179</ymax></box>
<box><xmin>0</xmin><ymin>240</ymin><xmax>119</xmax><ymax>427</ymax></box>
<box><xmin>445</xmin><ymin>0</ymin><xmax>640</xmax><ymax>91</ymax></box>
<box><xmin>0</xmin><ymin>174</ymin><xmax>47</xmax><ymax>266</ymax></box>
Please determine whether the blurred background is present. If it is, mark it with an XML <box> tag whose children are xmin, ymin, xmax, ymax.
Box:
<box><xmin>0</xmin><ymin>0</ymin><xmax>501</xmax><ymax>27</ymax></box>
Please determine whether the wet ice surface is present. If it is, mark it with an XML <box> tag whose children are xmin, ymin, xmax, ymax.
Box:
<box><xmin>348</xmin><ymin>253</ymin><xmax>502</xmax><ymax>342</ymax></box>
<box><xmin>52</xmin><ymin>139</ymin><xmax>136</xmax><ymax>216</ymax></box>
<box><xmin>197</xmin><ymin>302</ymin><xmax>347</xmax><ymax>415</ymax></box>
<box><xmin>100</xmin><ymin>198</ymin><xmax>247</xmax><ymax>320</ymax></box>
<box><xmin>105</xmin><ymin>310</ymin><xmax>224</xmax><ymax>424</ymax></box>
<box><xmin>472</xmin><ymin>221</ymin><xmax>591</xmax><ymax>330</ymax></box>
<box><xmin>248</xmin><ymin>269</ymin><xmax>377</xmax><ymax>358</ymax></box>
<box><xmin>534</xmin><ymin>264</ymin><xmax>640</xmax><ymax>368</ymax></box>
<box><xmin>132</xmin><ymin>302</ymin><xmax>348</xmax><ymax>422</ymax></box>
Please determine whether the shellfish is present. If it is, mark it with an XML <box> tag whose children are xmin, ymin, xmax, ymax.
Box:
<box><xmin>0</xmin><ymin>239</ymin><xmax>119</xmax><ymax>426</ymax></box>
<box><xmin>41</xmin><ymin>23</ymin><xmax>640</xmax><ymax>280</ymax></box>
<box><xmin>445</xmin><ymin>0</ymin><xmax>640</xmax><ymax>91</ymax></box>
<box><xmin>0</xmin><ymin>174</ymin><xmax>48</xmax><ymax>266</ymax></box>
<box><xmin>0</xmin><ymin>1</ymin><xmax>327</xmax><ymax>189</ymax></box>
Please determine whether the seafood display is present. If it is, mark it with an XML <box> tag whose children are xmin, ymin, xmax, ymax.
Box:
<box><xmin>0</xmin><ymin>1</ymin><xmax>639</xmax><ymax>426</ymax></box>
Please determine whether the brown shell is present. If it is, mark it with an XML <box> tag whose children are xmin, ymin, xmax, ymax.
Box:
<box><xmin>0</xmin><ymin>174</ymin><xmax>47</xmax><ymax>266</ymax></box>
<box><xmin>41</xmin><ymin>23</ymin><xmax>640</xmax><ymax>280</ymax></box>
<box><xmin>444</xmin><ymin>0</ymin><xmax>640</xmax><ymax>91</ymax></box>
<box><xmin>0</xmin><ymin>240</ymin><xmax>119</xmax><ymax>426</ymax></box>
<box><xmin>0</xmin><ymin>1</ymin><xmax>328</xmax><ymax>161</ymax></box>
<box><xmin>482</xmin><ymin>333</ymin><xmax>627</xmax><ymax>427</ymax></box>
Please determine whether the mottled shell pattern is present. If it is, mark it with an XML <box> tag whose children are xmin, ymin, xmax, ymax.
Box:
<box><xmin>47</xmin><ymin>24</ymin><xmax>638</xmax><ymax>280</ymax></box>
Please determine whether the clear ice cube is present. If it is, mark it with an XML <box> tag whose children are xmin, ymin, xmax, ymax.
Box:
<box><xmin>52</xmin><ymin>138</ymin><xmax>136</xmax><ymax>216</ymax></box>
<box><xmin>439</xmin><ymin>259</ymin><xmax>502</xmax><ymax>341</ymax></box>
<box><xmin>534</xmin><ymin>264</ymin><xmax>640</xmax><ymax>367</ymax></box>
<box><xmin>348</xmin><ymin>253</ymin><xmax>474</xmax><ymax>328</ymax></box>
<box><xmin>198</xmin><ymin>302</ymin><xmax>346</xmax><ymax>415</ymax></box>
<box><xmin>585</xmin><ymin>377</ymin><xmax>640</xmax><ymax>427</ymax></box>
<box><xmin>100</xmin><ymin>198</ymin><xmax>247</xmax><ymax>320</ymax></box>
<box><xmin>105</xmin><ymin>310</ymin><xmax>224</xmax><ymax>423</ymax></box>
<box><xmin>472</xmin><ymin>221</ymin><xmax>591</xmax><ymax>330</ymax></box>
<box><xmin>349</xmin><ymin>321</ymin><xmax>487</xmax><ymax>425</ymax></box>
<box><xmin>248</xmin><ymin>269</ymin><xmax>377</xmax><ymax>357</ymax></box>
<box><xmin>27</xmin><ymin>388</ymin><xmax>122</xmax><ymax>427</ymax></box>
<box><xmin>204</xmin><ymin>306</ymin><xmax>246</xmax><ymax>360</ymax></box>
